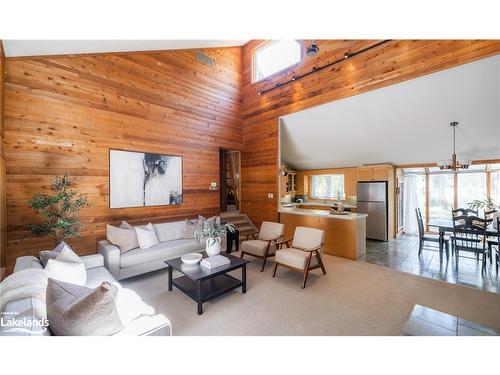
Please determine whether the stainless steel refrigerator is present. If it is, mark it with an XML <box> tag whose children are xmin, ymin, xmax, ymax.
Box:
<box><xmin>357</xmin><ymin>181</ymin><xmax>388</xmax><ymax>241</ymax></box>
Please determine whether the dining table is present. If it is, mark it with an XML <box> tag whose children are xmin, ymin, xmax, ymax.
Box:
<box><xmin>428</xmin><ymin>219</ymin><xmax>499</xmax><ymax>263</ymax></box>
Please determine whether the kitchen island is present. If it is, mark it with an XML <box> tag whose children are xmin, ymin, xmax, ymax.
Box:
<box><xmin>279</xmin><ymin>207</ymin><xmax>367</xmax><ymax>260</ymax></box>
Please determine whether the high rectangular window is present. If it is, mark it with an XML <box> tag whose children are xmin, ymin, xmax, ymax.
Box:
<box><xmin>310</xmin><ymin>174</ymin><xmax>345</xmax><ymax>199</ymax></box>
<box><xmin>253</xmin><ymin>40</ymin><xmax>301</xmax><ymax>82</ymax></box>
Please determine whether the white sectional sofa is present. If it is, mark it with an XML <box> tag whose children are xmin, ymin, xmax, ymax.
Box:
<box><xmin>99</xmin><ymin>220</ymin><xmax>206</xmax><ymax>280</ymax></box>
<box><xmin>1</xmin><ymin>254</ymin><xmax>172</xmax><ymax>336</ymax></box>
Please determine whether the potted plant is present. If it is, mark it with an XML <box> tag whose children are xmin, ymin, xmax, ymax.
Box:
<box><xmin>467</xmin><ymin>196</ymin><xmax>497</xmax><ymax>212</ymax></box>
<box><xmin>27</xmin><ymin>173</ymin><xmax>91</xmax><ymax>245</ymax></box>
<box><xmin>194</xmin><ymin>218</ymin><xmax>235</xmax><ymax>256</ymax></box>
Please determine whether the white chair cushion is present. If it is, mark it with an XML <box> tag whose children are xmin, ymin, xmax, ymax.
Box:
<box><xmin>258</xmin><ymin>222</ymin><xmax>285</xmax><ymax>241</ymax></box>
<box><xmin>120</xmin><ymin>239</ymin><xmax>204</xmax><ymax>268</ymax></box>
<box><xmin>275</xmin><ymin>248</ymin><xmax>318</xmax><ymax>270</ymax></box>
<box><xmin>241</xmin><ymin>240</ymin><xmax>276</xmax><ymax>257</ymax></box>
<box><xmin>292</xmin><ymin>227</ymin><xmax>325</xmax><ymax>251</ymax></box>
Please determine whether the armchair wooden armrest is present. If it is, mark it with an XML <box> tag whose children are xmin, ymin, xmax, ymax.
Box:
<box><xmin>274</xmin><ymin>238</ymin><xmax>292</xmax><ymax>249</ymax></box>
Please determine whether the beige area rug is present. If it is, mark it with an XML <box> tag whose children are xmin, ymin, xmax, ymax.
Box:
<box><xmin>121</xmin><ymin>254</ymin><xmax>500</xmax><ymax>335</ymax></box>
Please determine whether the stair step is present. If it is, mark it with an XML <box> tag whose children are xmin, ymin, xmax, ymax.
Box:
<box><xmin>227</xmin><ymin>219</ymin><xmax>248</xmax><ymax>225</ymax></box>
<box><xmin>237</xmin><ymin>226</ymin><xmax>255</xmax><ymax>233</ymax></box>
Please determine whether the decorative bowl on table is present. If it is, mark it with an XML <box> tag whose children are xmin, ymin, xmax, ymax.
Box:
<box><xmin>181</xmin><ymin>253</ymin><xmax>203</xmax><ymax>265</ymax></box>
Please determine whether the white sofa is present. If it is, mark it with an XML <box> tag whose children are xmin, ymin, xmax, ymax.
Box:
<box><xmin>98</xmin><ymin>220</ymin><xmax>206</xmax><ymax>281</ymax></box>
<box><xmin>1</xmin><ymin>254</ymin><xmax>172</xmax><ymax>336</ymax></box>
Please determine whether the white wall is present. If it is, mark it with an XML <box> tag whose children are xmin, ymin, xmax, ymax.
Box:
<box><xmin>281</xmin><ymin>54</ymin><xmax>500</xmax><ymax>170</ymax></box>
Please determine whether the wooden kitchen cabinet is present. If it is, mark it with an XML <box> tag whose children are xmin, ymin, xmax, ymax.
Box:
<box><xmin>357</xmin><ymin>167</ymin><xmax>373</xmax><ymax>181</ymax></box>
<box><xmin>357</xmin><ymin>165</ymin><xmax>392</xmax><ymax>181</ymax></box>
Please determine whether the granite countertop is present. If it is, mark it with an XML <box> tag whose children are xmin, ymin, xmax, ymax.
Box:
<box><xmin>279</xmin><ymin>207</ymin><xmax>367</xmax><ymax>220</ymax></box>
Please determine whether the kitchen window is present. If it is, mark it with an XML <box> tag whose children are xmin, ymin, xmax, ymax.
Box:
<box><xmin>310</xmin><ymin>174</ymin><xmax>345</xmax><ymax>199</ymax></box>
<box><xmin>253</xmin><ymin>40</ymin><xmax>302</xmax><ymax>82</ymax></box>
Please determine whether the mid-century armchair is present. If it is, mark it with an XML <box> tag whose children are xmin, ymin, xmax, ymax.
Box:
<box><xmin>273</xmin><ymin>226</ymin><xmax>326</xmax><ymax>289</ymax></box>
<box><xmin>240</xmin><ymin>221</ymin><xmax>285</xmax><ymax>272</ymax></box>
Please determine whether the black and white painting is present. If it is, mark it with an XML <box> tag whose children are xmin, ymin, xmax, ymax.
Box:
<box><xmin>109</xmin><ymin>149</ymin><xmax>183</xmax><ymax>208</ymax></box>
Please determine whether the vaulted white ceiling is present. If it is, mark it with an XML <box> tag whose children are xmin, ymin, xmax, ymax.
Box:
<box><xmin>2</xmin><ymin>40</ymin><xmax>248</xmax><ymax>57</ymax></box>
<box><xmin>281</xmin><ymin>54</ymin><xmax>500</xmax><ymax>170</ymax></box>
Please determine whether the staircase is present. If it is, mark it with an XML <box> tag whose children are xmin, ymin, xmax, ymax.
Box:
<box><xmin>220</xmin><ymin>211</ymin><xmax>258</xmax><ymax>240</ymax></box>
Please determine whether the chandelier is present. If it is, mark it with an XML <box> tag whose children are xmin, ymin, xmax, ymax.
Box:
<box><xmin>438</xmin><ymin>121</ymin><xmax>470</xmax><ymax>171</ymax></box>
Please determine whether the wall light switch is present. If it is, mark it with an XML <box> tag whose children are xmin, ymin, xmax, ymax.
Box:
<box><xmin>268</xmin><ymin>193</ymin><xmax>274</xmax><ymax>199</ymax></box>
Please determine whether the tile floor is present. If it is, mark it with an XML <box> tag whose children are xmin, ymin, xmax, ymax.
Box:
<box><xmin>403</xmin><ymin>304</ymin><xmax>500</xmax><ymax>336</ymax></box>
<box><xmin>358</xmin><ymin>234</ymin><xmax>500</xmax><ymax>293</ymax></box>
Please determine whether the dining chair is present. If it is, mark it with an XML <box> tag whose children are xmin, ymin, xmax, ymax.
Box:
<box><xmin>272</xmin><ymin>226</ymin><xmax>326</xmax><ymax>289</ymax></box>
<box><xmin>484</xmin><ymin>209</ymin><xmax>497</xmax><ymax>264</ymax></box>
<box><xmin>487</xmin><ymin>217</ymin><xmax>499</xmax><ymax>272</ymax></box>
<box><xmin>240</xmin><ymin>221</ymin><xmax>285</xmax><ymax>272</ymax></box>
<box><xmin>452</xmin><ymin>208</ymin><xmax>478</xmax><ymax>217</ymax></box>
<box><xmin>451</xmin><ymin>213</ymin><xmax>489</xmax><ymax>272</ymax></box>
<box><xmin>415</xmin><ymin>208</ymin><xmax>450</xmax><ymax>256</ymax></box>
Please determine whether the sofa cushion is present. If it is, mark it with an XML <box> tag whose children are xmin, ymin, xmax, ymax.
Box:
<box><xmin>241</xmin><ymin>240</ymin><xmax>276</xmax><ymax>257</ymax></box>
<box><xmin>46</xmin><ymin>278</ymin><xmax>124</xmax><ymax>336</ymax></box>
<box><xmin>276</xmin><ymin>248</ymin><xmax>319</xmax><ymax>270</ymax></box>
<box><xmin>153</xmin><ymin>221</ymin><xmax>187</xmax><ymax>242</ymax></box>
<box><xmin>120</xmin><ymin>239</ymin><xmax>204</xmax><ymax>268</ymax></box>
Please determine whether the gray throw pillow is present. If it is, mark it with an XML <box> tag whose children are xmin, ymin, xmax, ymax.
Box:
<box><xmin>183</xmin><ymin>218</ymin><xmax>200</xmax><ymax>239</ymax></box>
<box><xmin>107</xmin><ymin>223</ymin><xmax>139</xmax><ymax>253</ymax></box>
<box><xmin>46</xmin><ymin>278</ymin><xmax>124</xmax><ymax>336</ymax></box>
<box><xmin>39</xmin><ymin>241</ymin><xmax>70</xmax><ymax>267</ymax></box>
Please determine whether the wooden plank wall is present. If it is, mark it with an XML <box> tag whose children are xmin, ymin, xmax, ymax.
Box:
<box><xmin>3</xmin><ymin>47</ymin><xmax>242</xmax><ymax>270</ymax></box>
<box><xmin>0</xmin><ymin>40</ymin><xmax>5</xmax><ymax>272</ymax></box>
<box><xmin>240</xmin><ymin>40</ymin><xmax>500</xmax><ymax>227</ymax></box>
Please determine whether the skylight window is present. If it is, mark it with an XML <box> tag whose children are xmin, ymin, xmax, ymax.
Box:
<box><xmin>253</xmin><ymin>40</ymin><xmax>302</xmax><ymax>82</ymax></box>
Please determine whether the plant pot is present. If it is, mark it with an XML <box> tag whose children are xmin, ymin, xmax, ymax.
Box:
<box><xmin>206</xmin><ymin>238</ymin><xmax>222</xmax><ymax>256</ymax></box>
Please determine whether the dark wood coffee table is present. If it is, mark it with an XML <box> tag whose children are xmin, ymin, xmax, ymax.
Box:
<box><xmin>165</xmin><ymin>252</ymin><xmax>249</xmax><ymax>315</ymax></box>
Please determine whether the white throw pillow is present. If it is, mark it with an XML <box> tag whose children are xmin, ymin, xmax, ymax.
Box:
<box><xmin>45</xmin><ymin>258</ymin><xmax>87</xmax><ymax>286</ymax></box>
<box><xmin>134</xmin><ymin>223</ymin><xmax>160</xmax><ymax>249</ymax></box>
<box><xmin>56</xmin><ymin>243</ymin><xmax>83</xmax><ymax>263</ymax></box>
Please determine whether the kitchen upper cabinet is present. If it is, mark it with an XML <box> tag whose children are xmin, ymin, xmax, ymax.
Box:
<box><xmin>357</xmin><ymin>165</ymin><xmax>393</xmax><ymax>181</ymax></box>
<box><xmin>281</xmin><ymin>170</ymin><xmax>297</xmax><ymax>196</ymax></box>
<box><xmin>357</xmin><ymin>167</ymin><xmax>373</xmax><ymax>181</ymax></box>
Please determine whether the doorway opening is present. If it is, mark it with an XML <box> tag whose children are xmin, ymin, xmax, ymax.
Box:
<box><xmin>219</xmin><ymin>149</ymin><xmax>241</xmax><ymax>213</ymax></box>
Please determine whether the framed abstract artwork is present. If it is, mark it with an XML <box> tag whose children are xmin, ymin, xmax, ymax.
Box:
<box><xmin>109</xmin><ymin>149</ymin><xmax>183</xmax><ymax>208</ymax></box>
